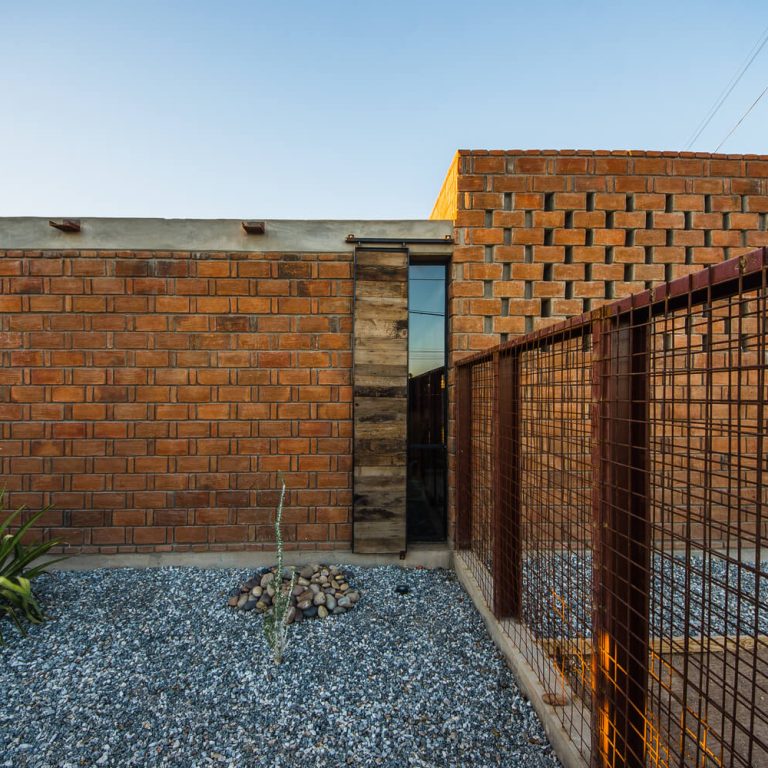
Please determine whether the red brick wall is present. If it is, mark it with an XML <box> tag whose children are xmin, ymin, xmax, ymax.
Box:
<box><xmin>0</xmin><ymin>249</ymin><xmax>353</xmax><ymax>553</ymax></box>
<box><xmin>436</xmin><ymin>149</ymin><xmax>768</xmax><ymax>544</ymax></box>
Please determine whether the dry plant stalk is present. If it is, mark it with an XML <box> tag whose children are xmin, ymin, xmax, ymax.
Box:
<box><xmin>263</xmin><ymin>475</ymin><xmax>296</xmax><ymax>664</ymax></box>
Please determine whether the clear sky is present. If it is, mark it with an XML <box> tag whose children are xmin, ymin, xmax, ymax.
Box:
<box><xmin>2</xmin><ymin>1</ymin><xmax>767</xmax><ymax>219</ymax></box>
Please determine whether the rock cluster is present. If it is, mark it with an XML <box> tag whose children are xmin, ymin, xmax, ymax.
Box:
<box><xmin>227</xmin><ymin>564</ymin><xmax>359</xmax><ymax>622</ymax></box>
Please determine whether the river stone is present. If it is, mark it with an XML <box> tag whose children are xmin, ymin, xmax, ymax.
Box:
<box><xmin>299</xmin><ymin>565</ymin><xmax>314</xmax><ymax>580</ymax></box>
<box><xmin>285</xmin><ymin>606</ymin><xmax>296</xmax><ymax>625</ymax></box>
<box><xmin>227</xmin><ymin>563</ymin><xmax>360</xmax><ymax>618</ymax></box>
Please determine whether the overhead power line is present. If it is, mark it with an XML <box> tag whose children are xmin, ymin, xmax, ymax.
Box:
<box><xmin>684</xmin><ymin>23</ymin><xmax>768</xmax><ymax>150</ymax></box>
<box><xmin>714</xmin><ymin>83</ymin><xmax>768</xmax><ymax>152</ymax></box>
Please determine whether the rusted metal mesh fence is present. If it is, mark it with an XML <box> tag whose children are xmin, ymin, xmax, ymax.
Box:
<box><xmin>454</xmin><ymin>248</ymin><xmax>768</xmax><ymax>768</ymax></box>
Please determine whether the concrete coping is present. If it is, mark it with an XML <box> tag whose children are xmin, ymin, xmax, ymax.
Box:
<box><xmin>0</xmin><ymin>218</ymin><xmax>454</xmax><ymax>254</ymax></box>
<box><xmin>48</xmin><ymin>546</ymin><xmax>453</xmax><ymax>572</ymax></box>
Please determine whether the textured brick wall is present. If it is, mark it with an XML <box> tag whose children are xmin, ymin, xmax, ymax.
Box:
<box><xmin>446</xmin><ymin>150</ymin><xmax>768</xmax><ymax>353</ymax></box>
<box><xmin>0</xmin><ymin>249</ymin><xmax>353</xmax><ymax>553</ymax></box>
<box><xmin>436</xmin><ymin>149</ymin><xmax>768</xmax><ymax>544</ymax></box>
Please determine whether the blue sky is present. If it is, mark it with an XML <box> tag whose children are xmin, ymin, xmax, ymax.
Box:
<box><xmin>2</xmin><ymin>1</ymin><xmax>767</xmax><ymax>218</ymax></box>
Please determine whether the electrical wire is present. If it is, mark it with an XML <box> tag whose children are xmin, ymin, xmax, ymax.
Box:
<box><xmin>714</xmin><ymin>82</ymin><xmax>768</xmax><ymax>152</ymax></box>
<box><xmin>684</xmin><ymin>23</ymin><xmax>768</xmax><ymax>150</ymax></box>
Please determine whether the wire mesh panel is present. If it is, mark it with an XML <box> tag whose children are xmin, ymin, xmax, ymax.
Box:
<box><xmin>467</xmin><ymin>356</ymin><xmax>495</xmax><ymax>605</ymax></box>
<box><xmin>516</xmin><ymin>330</ymin><xmax>594</xmax><ymax>758</ymax></box>
<box><xmin>453</xmin><ymin>248</ymin><xmax>768</xmax><ymax>768</ymax></box>
<box><xmin>646</xmin><ymin>275</ymin><xmax>768</xmax><ymax>768</ymax></box>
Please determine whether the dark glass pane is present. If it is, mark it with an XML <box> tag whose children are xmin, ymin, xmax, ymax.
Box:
<box><xmin>407</xmin><ymin>263</ymin><xmax>447</xmax><ymax>542</ymax></box>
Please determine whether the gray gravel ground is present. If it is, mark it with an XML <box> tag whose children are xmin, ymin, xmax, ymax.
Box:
<box><xmin>523</xmin><ymin>552</ymin><xmax>768</xmax><ymax>640</ymax></box>
<box><xmin>1</xmin><ymin>566</ymin><xmax>561</xmax><ymax>768</ymax></box>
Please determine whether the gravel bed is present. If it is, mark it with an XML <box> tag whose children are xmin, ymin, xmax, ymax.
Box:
<box><xmin>523</xmin><ymin>552</ymin><xmax>768</xmax><ymax>640</ymax></box>
<box><xmin>1</xmin><ymin>566</ymin><xmax>561</xmax><ymax>768</ymax></box>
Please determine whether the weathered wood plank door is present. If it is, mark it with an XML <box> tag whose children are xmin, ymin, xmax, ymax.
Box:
<box><xmin>352</xmin><ymin>248</ymin><xmax>408</xmax><ymax>553</ymax></box>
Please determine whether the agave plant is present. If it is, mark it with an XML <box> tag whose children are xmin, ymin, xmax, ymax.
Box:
<box><xmin>0</xmin><ymin>490</ymin><xmax>67</xmax><ymax>644</ymax></box>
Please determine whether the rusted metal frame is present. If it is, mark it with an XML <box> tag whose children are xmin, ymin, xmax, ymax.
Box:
<box><xmin>455</xmin><ymin>363</ymin><xmax>473</xmax><ymax>549</ymax></box>
<box><xmin>455</xmin><ymin>248</ymin><xmax>768</xmax><ymax>372</ymax></box>
<box><xmin>591</xmin><ymin>307</ymin><xmax>651</xmax><ymax>768</ymax></box>
<box><xmin>746</xmin><ymin>265</ymin><xmax>767</xmax><ymax>767</ymax></box>
<box><xmin>492</xmin><ymin>349</ymin><xmax>522</xmax><ymax>619</ymax></box>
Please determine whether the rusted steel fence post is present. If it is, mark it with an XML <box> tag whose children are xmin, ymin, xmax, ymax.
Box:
<box><xmin>591</xmin><ymin>308</ymin><xmax>650</xmax><ymax>768</ymax></box>
<box><xmin>455</xmin><ymin>363</ymin><xmax>473</xmax><ymax>549</ymax></box>
<box><xmin>493</xmin><ymin>349</ymin><xmax>522</xmax><ymax>619</ymax></box>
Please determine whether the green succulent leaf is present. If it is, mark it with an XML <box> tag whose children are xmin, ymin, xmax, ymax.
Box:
<box><xmin>0</xmin><ymin>491</ymin><xmax>68</xmax><ymax>645</ymax></box>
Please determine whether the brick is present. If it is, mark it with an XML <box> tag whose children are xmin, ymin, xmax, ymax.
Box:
<box><xmin>509</xmin><ymin>228</ymin><xmax>544</xmax><ymax>245</ymax></box>
<box><xmin>492</xmin><ymin>281</ymin><xmax>526</xmax><ymax>297</ymax></box>
<box><xmin>551</xmin><ymin>264</ymin><xmax>584</xmax><ymax>280</ymax></box>
<box><xmin>745</xmin><ymin>196</ymin><xmax>768</xmax><ymax>213</ymax></box>
<box><xmin>532</xmin><ymin>281</ymin><xmax>565</xmax><ymax>298</ymax></box>
<box><xmin>531</xmin><ymin>211</ymin><xmax>565</xmax><ymax>228</ymax></box>
<box><xmin>634</xmin><ymin>230</ymin><xmax>666</xmax><ymax>246</ymax></box>
<box><xmin>532</xmin><ymin>246</ymin><xmax>565</xmax><ymax>262</ymax></box>
<box><xmin>673</xmin><ymin>194</ymin><xmax>705</xmax><ymax>211</ymax></box>
<box><xmin>672</xmin><ymin>230</ymin><xmax>705</xmax><ymax>247</ymax></box>
<box><xmin>91</xmin><ymin>527</ymin><xmax>126</xmax><ymax>545</ymax></box>
<box><xmin>728</xmin><ymin>213</ymin><xmax>760</xmax><ymax>229</ymax></box>
<box><xmin>469</xmin><ymin>228</ymin><xmax>504</xmax><ymax>245</ymax></box>
<box><xmin>552</xmin><ymin>229</ymin><xmax>586</xmax><ymax>246</ymax></box>
<box><xmin>633</xmin><ymin>193</ymin><xmax>666</xmax><ymax>210</ymax></box>
<box><xmin>555</xmin><ymin>157</ymin><xmax>589</xmax><ymax>174</ymax></box>
<box><xmin>653</xmin><ymin>213</ymin><xmax>685</xmax><ymax>229</ymax></box>
<box><xmin>594</xmin><ymin>193</ymin><xmax>627</xmax><ymax>210</ymax></box>
<box><xmin>133</xmin><ymin>527</ymin><xmax>167</xmax><ymax>545</ymax></box>
<box><xmin>573</xmin><ymin>281</ymin><xmax>605</xmax><ymax>298</ymax></box>
<box><xmin>592</xmin><ymin>229</ymin><xmax>625</xmax><ymax>246</ymax></box>
<box><xmin>551</xmin><ymin>299</ymin><xmax>583</xmax><ymax>315</ymax></box>
<box><xmin>514</xmin><ymin>193</ymin><xmax>544</xmax><ymax>209</ymax></box>
<box><xmin>465</xmin><ymin>264</ymin><xmax>503</xmax><ymax>280</ymax></box>
<box><xmin>514</xmin><ymin>156</ymin><xmax>547</xmax><ymax>173</ymax></box>
<box><xmin>509</xmin><ymin>264</ymin><xmax>544</xmax><ymax>280</ymax></box>
<box><xmin>613</xmin><ymin>247</ymin><xmax>645</xmax><ymax>263</ymax></box>
<box><xmin>710</xmin><ymin>230</ymin><xmax>742</xmax><ymax>247</ymax></box>
<box><xmin>491</xmin><ymin>211</ymin><xmax>526</xmax><ymax>227</ymax></box>
<box><xmin>594</xmin><ymin>158</ymin><xmax>629</xmax><ymax>175</ymax></box>
<box><xmin>746</xmin><ymin>161</ymin><xmax>768</xmax><ymax>178</ymax></box>
<box><xmin>572</xmin><ymin>246</ymin><xmax>606</xmax><ymax>263</ymax></box>
<box><xmin>553</xmin><ymin>193</ymin><xmax>587</xmax><ymax>209</ymax></box>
